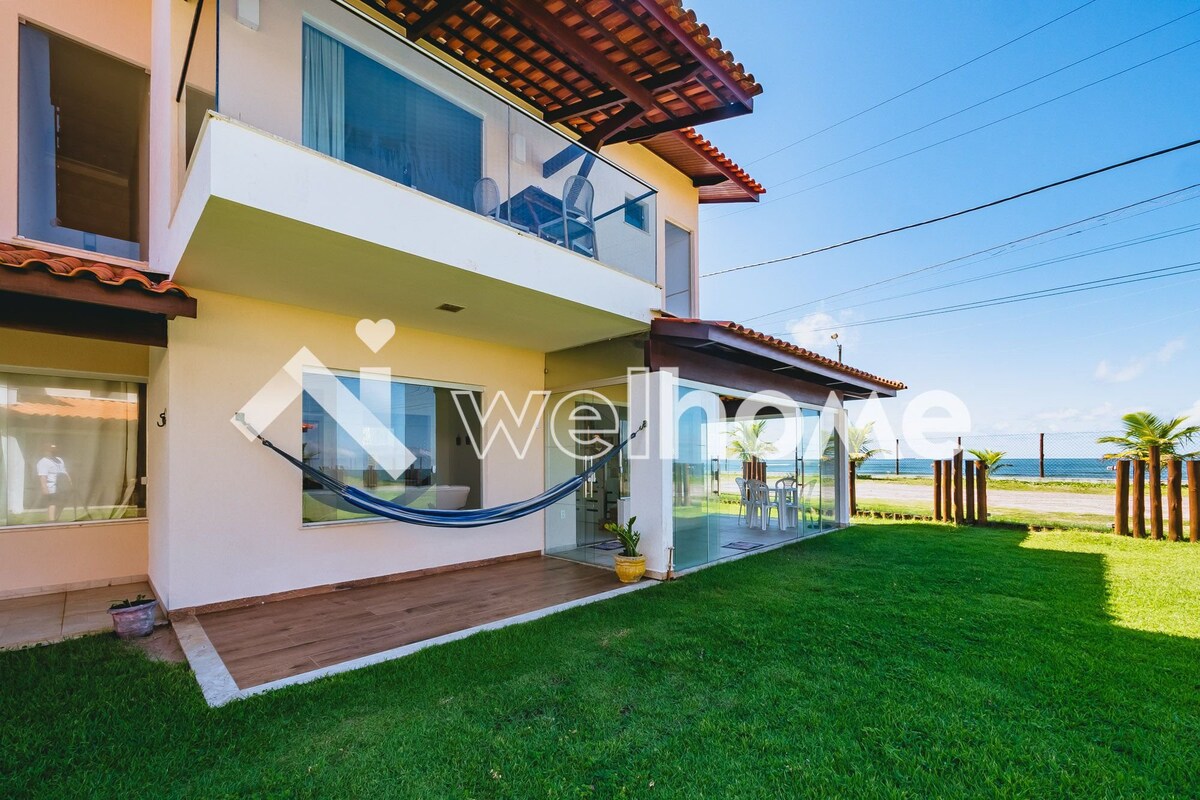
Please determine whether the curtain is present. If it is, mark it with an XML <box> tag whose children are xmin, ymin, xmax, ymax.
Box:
<box><xmin>302</xmin><ymin>25</ymin><xmax>345</xmax><ymax>160</ymax></box>
<box><xmin>0</xmin><ymin>373</ymin><xmax>142</xmax><ymax>526</ymax></box>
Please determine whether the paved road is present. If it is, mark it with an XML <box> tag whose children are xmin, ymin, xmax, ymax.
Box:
<box><xmin>856</xmin><ymin>480</ymin><xmax>1190</xmax><ymax>519</ymax></box>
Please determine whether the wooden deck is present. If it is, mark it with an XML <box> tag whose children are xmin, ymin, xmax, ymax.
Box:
<box><xmin>196</xmin><ymin>556</ymin><xmax>623</xmax><ymax>690</ymax></box>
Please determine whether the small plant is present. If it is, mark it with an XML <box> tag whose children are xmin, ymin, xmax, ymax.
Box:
<box><xmin>603</xmin><ymin>516</ymin><xmax>641</xmax><ymax>557</ymax></box>
<box><xmin>109</xmin><ymin>594</ymin><xmax>154</xmax><ymax>610</ymax></box>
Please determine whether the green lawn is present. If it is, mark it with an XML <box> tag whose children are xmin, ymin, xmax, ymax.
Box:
<box><xmin>3</xmin><ymin>522</ymin><xmax>1199</xmax><ymax>798</ymax></box>
<box><xmin>856</xmin><ymin>498</ymin><xmax>1115</xmax><ymax>533</ymax></box>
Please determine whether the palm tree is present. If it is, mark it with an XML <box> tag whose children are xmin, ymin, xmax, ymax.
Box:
<box><xmin>846</xmin><ymin>422</ymin><xmax>888</xmax><ymax>464</ymax></box>
<box><xmin>1097</xmin><ymin>411</ymin><xmax>1200</xmax><ymax>460</ymax></box>
<box><xmin>726</xmin><ymin>420</ymin><xmax>777</xmax><ymax>462</ymax></box>
<box><xmin>843</xmin><ymin>422</ymin><xmax>888</xmax><ymax>516</ymax></box>
<box><xmin>967</xmin><ymin>448</ymin><xmax>1010</xmax><ymax>476</ymax></box>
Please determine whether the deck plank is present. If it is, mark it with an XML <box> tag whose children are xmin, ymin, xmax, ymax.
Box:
<box><xmin>197</xmin><ymin>556</ymin><xmax>622</xmax><ymax>689</ymax></box>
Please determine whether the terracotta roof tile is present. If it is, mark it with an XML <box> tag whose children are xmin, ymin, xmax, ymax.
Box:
<box><xmin>0</xmin><ymin>243</ymin><xmax>192</xmax><ymax>298</ymax></box>
<box><xmin>650</xmin><ymin>0</ymin><xmax>762</xmax><ymax>99</ymax></box>
<box><xmin>668</xmin><ymin>318</ymin><xmax>906</xmax><ymax>391</ymax></box>
<box><xmin>6</xmin><ymin>396</ymin><xmax>137</xmax><ymax>421</ymax></box>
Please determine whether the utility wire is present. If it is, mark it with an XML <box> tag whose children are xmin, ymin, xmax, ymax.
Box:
<box><xmin>813</xmin><ymin>221</ymin><xmax>1200</xmax><ymax>317</ymax></box>
<box><xmin>711</xmin><ymin>37</ymin><xmax>1200</xmax><ymax>224</ymax></box>
<box><xmin>744</xmin><ymin>0</ymin><xmax>1102</xmax><ymax>166</ymax></box>
<box><xmin>769</xmin><ymin>8</ymin><xmax>1200</xmax><ymax>191</ymax></box>
<box><xmin>702</xmin><ymin>138</ymin><xmax>1200</xmax><ymax>278</ymax></box>
<box><xmin>788</xmin><ymin>260</ymin><xmax>1200</xmax><ymax>332</ymax></box>
<box><xmin>742</xmin><ymin>184</ymin><xmax>1200</xmax><ymax>322</ymax></box>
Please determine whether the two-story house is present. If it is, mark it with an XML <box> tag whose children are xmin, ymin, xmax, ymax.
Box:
<box><xmin>0</xmin><ymin>0</ymin><xmax>902</xmax><ymax>673</ymax></box>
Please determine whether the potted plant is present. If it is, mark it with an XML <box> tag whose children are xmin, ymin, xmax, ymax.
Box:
<box><xmin>108</xmin><ymin>594</ymin><xmax>158</xmax><ymax>640</ymax></box>
<box><xmin>603</xmin><ymin>516</ymin><xmax>645</xmax><ymax>583</ymax></box>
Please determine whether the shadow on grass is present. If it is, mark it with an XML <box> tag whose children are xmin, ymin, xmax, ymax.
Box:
<box><xmin>2</xmin><ymin>522</ymin><xmax>1198</xmax><ymax>798</ymax></box>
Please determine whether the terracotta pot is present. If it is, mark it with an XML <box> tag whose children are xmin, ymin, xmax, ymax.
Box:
<box><xmin>108</xmin><ymin>600</ymin><xmax>158</xmax><ymax>640</ymax></box>
<box><xmin>613</xmin><ymin>554</ymin><xmax>646</xmax><ymax>583</ymax></box>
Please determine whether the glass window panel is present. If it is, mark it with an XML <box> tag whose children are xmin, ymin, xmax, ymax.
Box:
<box><xmin>0</xmin><ymin>372</ymin><xmax>144</xmax><ymax>527</ymax></box>
<box><xmin>301</xmin><ymin>370</ymin><xmax>482</xmax><ymax>523</ymax></box>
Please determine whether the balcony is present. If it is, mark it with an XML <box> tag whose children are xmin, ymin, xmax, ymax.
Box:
<box><xmin>165</xmin><ymin>115</ymin><xmax>660</xmax><ymax>351</ymax></box>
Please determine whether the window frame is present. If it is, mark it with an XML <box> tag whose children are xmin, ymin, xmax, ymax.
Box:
<box><xmin>298</xmin><ymin>367</ymin><xmax>487</xmax><ymax>528</ymax></box>
<box><xmin>622</xmin><ymin>194</ymin><xmax>650</xmax><ymax>233</ymax></box>
<box><xmin>0</xmin><ymin>366</ymin><xmax>148</xmax><ymax>532</ymax></box>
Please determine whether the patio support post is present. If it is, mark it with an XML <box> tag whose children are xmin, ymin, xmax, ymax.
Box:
<box><xmin>848</xmin><ymin>460</ymin><xmax>857</xmax><ymax>517</ymax></box>
<box><xmin>1188</xmin><ymin>461</ymin><xmax>1199</xmax><ymax>543</ymax></box>
<box><xmin>1131</xmin><ymin>460</ymin><xmax>1146</xmax><ymax>539</ymax></box>
<box><xmin>628</xmin><ymin>369</ymin><xmax>675</xmax><ymax>579</ymax></box>
<box><xmin>1149</xmin><ymin>446</ymin><xmax>1163</xmax><ymax>540</ymax></box>
<box><xmin>836</xmin><ymin>409</ymin><xmax>851</xmax><ymax>526</ymax></box>
<box><xmin>1167</xmin><ymin>459</ymin><xmax>1183</xmax><ymax>542</ymax></box>
<box><xmin>952</xmin><ymin>450</ymin><xmax>964</xmax><ymax>525</ymax></box>
<box><xmin>964</xmin><ymin>460</ymin><xmax>975</xmax><ymax>524</ymax></box>
<box><xmin>933</xmin><ymin>461</ymin><xmax>942</xmax><ymax>521</ymax></box>
<box><xmin>1114</xmin><ymin>460</ymin><xmax>1130</xmax><ymax>536</ymax></box>
<box><xmin>941</xmin><ymin>459</ymin><xmax>952</xmax><ymax>523</ymax></box>
<box><xmin>976</xmin><ymin>463</ymin><xmax>988</xmax><ymax>525</ymax></box>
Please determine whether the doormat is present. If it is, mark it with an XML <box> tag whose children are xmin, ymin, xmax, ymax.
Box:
<box><xmin>723</xmin><ymin>541</ymin><xmax>764</xmax><ymax>552</ymax></box>
<box><xmin>591</xmin><ymin>540</ymin><xmax>624</xmax><ymax>551</ymax></box>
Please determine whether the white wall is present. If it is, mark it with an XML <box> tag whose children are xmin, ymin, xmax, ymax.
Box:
<box><xmin>153</xmin><ymin>289</ymin><xmax>547</xmax><ymax>609</ymax></box>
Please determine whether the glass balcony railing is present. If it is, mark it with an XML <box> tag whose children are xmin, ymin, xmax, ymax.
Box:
<box><xmin>209</xmin><ymin>8</ymin><xmax>658</xmax><ymax>284</ymax></box>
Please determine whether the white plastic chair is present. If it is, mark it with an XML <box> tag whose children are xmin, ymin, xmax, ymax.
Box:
<box><xmin>746</xmin><ymin>480</ymin><xmax>774</xmax><ymax>531</ymax></box>
<box><xmin>734</xmin><ymin>477</ymin><xmax>748</xmax><ymax>525</ymax></box>
<box><xmin>775</xmin><ymin>477</ymin><xmax>799</xmax><ymax>531</ymax></box>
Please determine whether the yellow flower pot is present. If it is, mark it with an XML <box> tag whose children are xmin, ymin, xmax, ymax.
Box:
<box><xmin>613</xmin><ymin>554</ymin><xmax>646</xmax><ymax>583</ymax></box>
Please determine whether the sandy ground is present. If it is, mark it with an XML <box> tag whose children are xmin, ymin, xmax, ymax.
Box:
<box><xmin>856</xmin><ymin>480</ymin><xmax>1190</xmax><ymax>519</ymax></box>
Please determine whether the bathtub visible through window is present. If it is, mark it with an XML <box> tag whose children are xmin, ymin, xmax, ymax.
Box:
<box><xmin>300</xmin><ymin>369</ymin><xmax>482</xmax><ymax>524</ymax></box>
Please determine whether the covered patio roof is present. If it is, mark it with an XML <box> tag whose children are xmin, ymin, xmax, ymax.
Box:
<box><xmin>351</xmin><ymin>0</ymin><xmax>762</xmax><ymax>149</ymax></box>
<box><xmin>640</xmin><ymin>127</ymin><xmax>765</xmax><ymax>202</ymax></box>
<box><xmin>0</xmin><ymin>243</ymin><xmax>196</xmax><ymax>347</ymax></box>
<box><xmin>649</xmin><ymin>318</ymin><xmax>906</xmax><ymax>400</ymax></box>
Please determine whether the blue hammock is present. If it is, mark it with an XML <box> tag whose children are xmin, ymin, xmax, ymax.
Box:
<box><xmin>246</xmin><ymin>419</ymin><xmax>645</xmax><ymax>528</ymax></box>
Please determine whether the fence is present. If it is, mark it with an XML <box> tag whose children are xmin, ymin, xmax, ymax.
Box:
<box><xmin>1113</xmin><ymin>457</ymin><xmax>1200</xmax><ymax>543</ymax></box>
<box><xmin>857</xmin><ymin>430</ymin><xmax>1124</xmax><ymax>482</ymax></box>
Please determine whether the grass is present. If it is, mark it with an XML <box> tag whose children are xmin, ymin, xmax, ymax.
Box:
<box><xmin>857</xmin><ymin>474</ymin><xmax>1119</xmax><ymax>494</ymax></box>
<box><xmin>856</xmin><ymin>498</ymin><xmax>1114</xmax><ymax>533</ymax></box>
<box><xmin>3</xmin><ymin>522</ymin><xmax>1199</xmax><ymax>798</ymax></box>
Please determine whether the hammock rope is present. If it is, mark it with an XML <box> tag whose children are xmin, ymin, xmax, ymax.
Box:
<box><xmin>239</xmin><ymin>416</ymin><xmax>646</xmax><ymax>528</ymax></box>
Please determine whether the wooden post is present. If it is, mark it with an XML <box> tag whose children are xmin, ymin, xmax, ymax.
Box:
<box><xmin>977</xmin><ymin>463</ymin><xmax>988</xmax><ymax>525</ymax></box>
<box><xmin>1149</xmin><ymin>446</ymin><xmax>1163</xmax><ymax>540</ymax></box>
<box><xmin>1131</xmin><ymin>459</ymin><xmax>1146</xmax><ymax>539</ymax></box>
<box><xmin>895</xmin><ymin>439</ymin><xmax>900</xmax><ymax>476</ymax></box>
<box><xmin>1114</xmin><ymin>460</ymin><xmax>1130</xmax><ymax>536</ymax></box>
<box><xmin>933</xmin><ymin>461</ymin><xmax>943</xmax><ymax>520</ymax></box>
<box><xmin>942</xmin><ymin>459</ymin><xmax>953</xmax><ymax>522</ymax></box>
<box><xmin>1188</xmin><ymin>461</ymin><xmax>1199</xmax><ymax>543</ymax></box>
<box><xmin>1039</xmin><ymin>432</ymin><xmax>1045</xmax><ymax>478</ymax></box>
<box><xmin>952</xmin><ymin>450</ymin><xmax>964</xmax><ymax>525</ymax></box>
<box><xmin>965</xmin><ymin>460</ymin><xmax>976</xmax><ymax>524</ymax></box>
<box><xmin>849</xmin><ymin>460</ymin><xmax>858</xmax><ymax>517</ymax></box>
<box><xmin>1167</xmin><ymin>459</ymin><xmax>1182</xmax><ymax>542</ymax></box>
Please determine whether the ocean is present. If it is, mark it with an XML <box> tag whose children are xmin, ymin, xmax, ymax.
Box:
<box><xmin>729</xmin><ymin>458</ymin><xmax>1120</xmax><ymax>482</ymax></box>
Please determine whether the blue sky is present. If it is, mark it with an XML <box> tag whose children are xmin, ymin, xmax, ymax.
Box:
<box><xmin>689</xmin><ymin>0</ymin><xmax>1200</xmax><ymax>435</ymax></box>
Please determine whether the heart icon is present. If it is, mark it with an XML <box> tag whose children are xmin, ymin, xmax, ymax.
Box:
<box><xmin>355</xmin><ymin>318</ymin><xmax>396</xmax><ymax>353</ymax></box>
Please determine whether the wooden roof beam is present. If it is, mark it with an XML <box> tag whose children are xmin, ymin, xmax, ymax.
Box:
<box><xmin>543</xmin><ymin>63</ymin><xmax>702</xmax><ymax>123</ymax></box>
<box><xmin>502</xmin><ymin>0</ymin><xmax>657</xmax><ymax>110</ymax></box>
<box><xmin>631</xmin><ymin>0</ymin><xmax>755</xmax><ymax>109</ymax></box>
<box><xmin>580</xmin><ymin>104</ymin><xmax>646</xmax><ymax>150</ymax></box>
<box><xmin>606</xmin><ymin>103</ymin><xmax>748</xmax><ymax>145</ymax></box>
<box><xmin>405</xmin><ymin>0</ymin><xmax>468</xmax><ymax>42</ymax></box>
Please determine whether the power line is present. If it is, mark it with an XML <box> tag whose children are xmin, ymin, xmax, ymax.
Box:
<box><xmin>769</xmin><ymin>8</ymin><xmax>1200</xmax><ymax>191</ymax></box>
<box><xmin>744</xmin><ymin>0</ymin><xmax>1102</xmax><ymax>166</ymax></box>
<box><xmin>814</xmin><ymin>221</ymin><xmax>1200</xmax><ymax>317</ymax></box>
<box><xmin>742</xmin><ymin>184</ymin><xmax>1200</xmax><ymax>323</ymax></box>
<box><xmin>711</xmin><ymin>36</ymin><xmax>1200</xmax><ymax>224</ymax></box>
<box><xmin>785</xmin><ymin>260</ymin><xmax>1200</xmax><ymax>332</ymax></box>
<box><xmin>701</xmin><ymin>138</ymin><xmax>1200</xmax><ymax>278</ymax></box>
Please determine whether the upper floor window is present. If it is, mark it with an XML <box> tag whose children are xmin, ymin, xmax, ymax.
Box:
<box><xmin>665</xmin><ymin>222</ymin><xmax>694</xmax><ymax>317</ymax></box>
<box><xmin>302</xmin><ymin>24</ymin><xmax>482</xmax><ymax>211</ymax></box>
<box><xmin>623</xmin><ymin>195</ymin><xmax>649</xmax><ymax>232</ymax></box>
<box><xmin>18</xmin><ymin>24</ymin><xmax>149</xmax><ymax>261</ymax></box>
